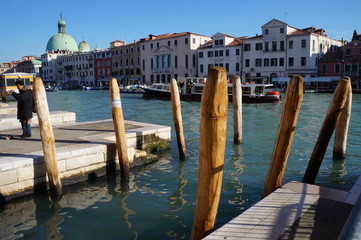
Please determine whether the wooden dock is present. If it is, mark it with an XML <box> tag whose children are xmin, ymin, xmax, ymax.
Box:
<box><xmin>204</xmin><ymin>177</ymin><xmax>361</xmax><ymax>240</ymax></box>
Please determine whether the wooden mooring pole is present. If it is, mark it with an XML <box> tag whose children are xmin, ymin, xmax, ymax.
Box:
<box><xmin>110</xmin><ymin>78</ymin><xmax>129</xmax><ymax>180</ymax></box>
<box><xmin>32</xmin><ymin>77</ymin><xmax>63</xmax><ymax>197</ymax></box>
<box><xmin>303</xmin><ymin>77</ymin><xmax>350</xmax><ymax>184</ymax></box>
<box><xmin>232</xmin><ymin>76</ymin><xmax>243</xmax><ymax>144</ymax></box>
<box><xmin>261</xmin><ymin>75</ymin><xmax>304</xmax><ymax>199</ymax></box>
<box><xmin>170</xmin><ymin>78</ymin><xmax>187</xmax><ymax>160</ymax></box>
<box><xmin>190</xmin><ymin>67</ymin><xmax>228</xmax><ymax>240</ymax></box>
<box><xmin>333</xmin><ymin>77</ymin><xmax>352</xmax><ymax>159</ymax></box>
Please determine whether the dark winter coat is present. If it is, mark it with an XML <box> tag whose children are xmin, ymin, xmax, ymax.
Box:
<box><xmin>11</xmin><ymin>89</ymin><xmax>34</xmax><ymax>120</ymax></box>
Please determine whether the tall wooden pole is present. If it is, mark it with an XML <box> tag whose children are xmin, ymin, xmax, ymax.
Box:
<box><xmin>261</xmin><ymin>76</ymin><xmax>304</xmax><ymax>199</ymax></box>
<box><xmin>333</xmin><ymin>77</ymin><xmax>352</xmax><ymax>159</ymax></box>
<box><xmin>110</xmin><ymin>78</ymin><xmax>129</xmax><ymax>180</ymax></box>
<box><xmin>190</xmin><ymin>67</ymin><xmax>228</xmax><ymax>240</ymax></box>
<box><xmin>32</xmin><ymin>77</ymin><xmax>62</xmax><ymax>197</ymax></box>
<box><xmin>170</xmin><ymin>78</ymin><xmax>187</xmax><ymax>160</ymax></box>
<box><xmin>232</xmin><ymin>76</ymin><xmax>243</xmax><ymax>144</ymax></box>
<box><xmin>303</xmin><ymin>77</ymin><xmax>350</xmax><ymax>184</ymax></box>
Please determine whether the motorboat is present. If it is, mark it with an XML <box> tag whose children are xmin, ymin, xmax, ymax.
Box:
<box><xmin>141</xmin><ymin>79</ymin><xmax>281</xmax><ymax>103</ymax></box>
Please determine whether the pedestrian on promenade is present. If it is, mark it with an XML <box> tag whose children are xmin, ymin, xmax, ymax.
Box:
<box><xmin>7</xmin><ymin>80</ymin><xmax>34</xmax><ymax>138</ymax></box>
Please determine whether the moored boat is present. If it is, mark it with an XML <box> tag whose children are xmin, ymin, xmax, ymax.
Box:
<box><xmin>141</xmin><ymin>79</ymin><xmax>281</xmax><ymax>103</ymax></box>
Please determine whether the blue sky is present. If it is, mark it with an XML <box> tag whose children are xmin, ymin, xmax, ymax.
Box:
<box><xmin>1</xmin><ymin>0</ymin><xmax>360</xmax><ymax>63</ymax></box>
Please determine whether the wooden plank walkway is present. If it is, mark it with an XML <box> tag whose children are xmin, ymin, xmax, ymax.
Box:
<box><xmin>204</xmin><ymin>177</ymin><xmax>361</xmax><ymax>240</ymax></box>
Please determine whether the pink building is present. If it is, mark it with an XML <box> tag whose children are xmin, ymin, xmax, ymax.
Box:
<box><xmin>318</xmin><ymin>31</ymin><xmax>361</xmax><ymax>90</ymax></box>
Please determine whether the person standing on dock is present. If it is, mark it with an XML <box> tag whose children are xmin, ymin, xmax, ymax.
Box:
<box><xmin>7</xmin><ymin>80</ymin><xmax>34</xmax><ymax>138</ymax></box>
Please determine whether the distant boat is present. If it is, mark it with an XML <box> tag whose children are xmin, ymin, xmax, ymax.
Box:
<box><xmin>45</xmin><ymin>86</ymin><xmax>59</xmax><ymax>92</ymax></box>
<box><xmin>120</xmin><ymin>84</ymin><xmax>146</xmax><ymax>94</ymax></box>
<box><xmin>141</xmin><ymin>78</ymin><xmax>281</xmax><ymax>103</ymax></box>
<box><xmin>82</xmin><ymin>86</ymin><xmax>93</xmax><ymax>90</ymax></box>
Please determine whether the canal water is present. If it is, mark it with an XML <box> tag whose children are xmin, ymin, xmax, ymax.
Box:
<box><xmin>1</xmin><ymin>90</ymin><xmax>361</xmax><ymax>239</ymax></box>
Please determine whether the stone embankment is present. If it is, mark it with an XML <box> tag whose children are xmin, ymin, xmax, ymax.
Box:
<box><xmin>0</xmin><ymin>105</ymin><xmax>171</xmax><ymax>202</ymax></box>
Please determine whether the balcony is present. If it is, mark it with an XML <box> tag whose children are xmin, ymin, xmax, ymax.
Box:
<box><xmin>152</xmin><ymin>67</ymin><xmax>173</xmax><ymax>73</ymax></box>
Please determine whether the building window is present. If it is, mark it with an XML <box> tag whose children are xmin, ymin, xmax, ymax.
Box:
<box><xmin>193</xmin><ymin>38</ymin><xmax>196</xmax><ymax>44</ymax></box>
<box><xmin>174</xmin><ymin>40</ymin><xmax>178</xmax><ymax>46</ymax></box>
<box><xmin>279</xmin><ymin>58</ymin><xmax>284</xmax><ymax>66</ymax></box>
<box><xmin>226</xmin><ymin>49</ymin><xmax>229</xmax><ymax>56</ymax></box>
<box><xmin>256</xmin><ymin>43</ymin><xmax>262</xmax><ymax>50</ymax></box>
<box><xmin>142</xmin><ymin>59</ymin><xmax>145</xmax><ymax>70</ymax></box>
<box><xmin>168</xmin><ymin>41</ymin><xmax>171</xmax><ymax>46</ymax></box>
<box><xmin>151</xmin><ymin>43</ymin><xmax>153</xmax><ymax>49</ymax></box>
<box><xmin>335</xmin><ymin>64</ymin><xmax>340</xmax><ymax>74</ymax></box>
<box><xmin>245</xmin><ymin>59</ymin><xmax>250</xmax><ymax>67</ymax></box>
<box><xmin>265</xmin><ymin>29</ymin><xmax>269</xmax><ymax>35</ymax></box>
<box><xmin>280</xmin><ymin>41</ymin><xmax>284</xmax><ymax>51</ymax></box>
<box><xmin>151</xmin><ymin>58</ymin><xmax>153</xmax><ymax>69</ymax></box>
<box><xmin>244</xmin><ymin>44</ymin><xmax>251</xmax><ymax>51</ymax></box>
<box><xmin>265</xmin><ymin>42</ymin><xmax>269</xmax><ymax>51</ymax></box>
<box><xmin>219</xmin><ymin>50</ymin><xmax>223</xmax><ymax>56</ymax></box>
<box><xmin>288</xmin><ymin>57</ymin><xmax>294</xmax><ymax>66</ymax></box>
<box><xmin>272</xmin><ymin>41</ymin><xmax>277</xmax><ymax>51</ymax></box>
<box><xmin>236</xmin><ymin>49</ymin><xmax>240</xmax><ymax>55</ymax></box>
<box><xmin>346</xmin><ymin>49</ymin><xmax>351</xmax><ymax>56</ymax></box>
<box><xmin>175</xmin><ymin>56</ymin><xmax>178</xmax><ymax>68</ymax></box>
<box><xmin>289</xmin><ymin>40</ymin><xmax>293</xmax><ymax>49</ymax></box>
<box><xmin>322</xmin><ymin>64</ymin><xmax>327</xmax><ymax>74</ymax></box>
<box><xmin>185</xmin><ymin>38</ymin><xmax>189</xmax><ymax>44</ymax></box>
<box><xmin>208</xmin><ymin>51</ymin><xmax>213</xmax><ymax>57</ymax></box>
<box><xmin>302</xmin><ymin>39</ymin><xmax>306</xmax><ymax>48</ymax></box>
<box><xmin>264</xmin><ymin>58</ymin><xmax>269</xmax><ymax>67</ymax></box>
<box><xmin>215</xmin><ymin>51</ymin><xmax>219</xmax><ymax>57</ymax></box>
<box><xmin>236</xmin><ymin>62</ymin><xmax>240</xmax><ymax>71</ymax></box>
<box><xmin>271</xmin><ymin>58</ymin><xmax>277</xmax><ymax>66</ymax></box>
<box><xmin>280</xmin><ymin>27</ymin><xmax>284</xmax><ymax>33</ymax></box>
<box><xmin>199</xmin><ymin>52</ymin><xmax>203</xmax><ymax>58</ymax></box>
<box><xmin>255</xmin><ymin>59</ymin><xmax>262</xmax><ymax>67</ymax></box>
<box><xmin>157</xmin><ymin>43</ymin><xmax>159</xmax><ymax>48</ymax></box>
<box><xmin>193</xmin><ymin>54</ymin><xmax>196</xmax><ymax>67</ymax></box>
<box><xmin>225</xmin><ymin>63</ymin><xmax>229</xmax><ymax>71</ymax></box>
<box><xmin>301</xmin><ymin>57</ymin><xmax>306</xmax><ymax>66</ymax></box>
<box><xmin>200</xmin><ymin>64</ymin><xmax>204</xmax><ymax>73</ymax></box>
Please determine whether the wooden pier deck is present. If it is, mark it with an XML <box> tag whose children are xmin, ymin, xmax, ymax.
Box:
<box><xmin>205</xmin><ymin>177</ymin><xmax>361</xmax><ymax>240</ymax></box>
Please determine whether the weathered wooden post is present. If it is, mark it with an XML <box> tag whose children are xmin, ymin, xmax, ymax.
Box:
<box><xmin>261</xmin><ymin>75</ymin><xmax>304</xmax><ymax>199</ymax></box>
<box><xmin>190</xmin><ymin>67</ymin><xmax>228</xmax><ymax>240</ymax></box>
<box><xmin>333</xmin><ymin>77</ymin><xmax>352</xmax><ymax>159</ymax></box>
<box><xmin>303</xmin><ymin>77</ymin><xmax>350</xmax><ymax>184</ymax></box>
<box><xmin>110</xmin><ymin>78</ymin><xmax>129</xmax><ymax>180</ymax></box>
<box><xmin>232</xmin><ymin>76</ymin><xmax>243</xmax><ymax>144</ymax></box>
<box><xmin>32</xmin><ymin>77</ymin><xmax>63</xmax><ymax>197</ymax></box>
<box><xmin>170</xmin><ymin>78</ymin><xmax>187</xmax><ymax>160</ymax></box>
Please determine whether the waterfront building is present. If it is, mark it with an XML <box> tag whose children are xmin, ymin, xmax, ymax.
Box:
<box><xmin>318</xmin><ymin>31</ymin><xmax>361</xmax><ymax>90</ymax></box>
<box><xmin>56</xmin><ymin>50</ymin><xmax>95</xmax><ymax>89</ymax></box>
<box><xmin>94</xmin><ymin>48</ymin><xmax>112</xmax><ymax>88</ymax></box>
<box><xmin>140</xmin><ymin>32</ymin><xmax>211</xmax><ymax>84</ymax></box>
<box><xmin>242</xmin><ymin>19</ymin><xmax>343</xmax><ymax>82</ymax></box>
<box><xmin>110</xmin><ymin>40</ymin><xmax>142</xmax><ymax>86</ymax></box>
<box><xmin>197</xmin><ymin>33</ymin><xmax>246</xmax><ymax>78</ymax></box>
<box><xmin>0</xmin><ymin>56</ymin><xmax>41</xmax><ymax>76</ymax></box>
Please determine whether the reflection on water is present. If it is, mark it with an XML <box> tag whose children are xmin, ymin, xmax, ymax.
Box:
<box><xmin>1</xmin><ymin>92</ymin><xmax>361</xmax><ymax>239</ymax></box>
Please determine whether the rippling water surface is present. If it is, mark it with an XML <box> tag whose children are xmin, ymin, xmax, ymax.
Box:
<box><xmin>1</xmin><ymin>90</ymin><xmax>360</xmax><ymax>240</ymax></box>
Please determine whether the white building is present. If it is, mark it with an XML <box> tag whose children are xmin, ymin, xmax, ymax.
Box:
<box><xmin>197</xmin><ymin>33</ymin><xmax>246</xmax><ymax>78</ymax></box>
<box><xmin>242</xmin><ymin>19</ymin><xmax>344</xmax><ymax>82</ymax></box>
<box><xmin>56</xmin><ymin>51</ymin><xmax>95</xmax><ymax>89</ymax></box>
<box><xmin>140</xmin><ymin>32</ymin><xmax>211</xmax><ymax>84</ymax></box>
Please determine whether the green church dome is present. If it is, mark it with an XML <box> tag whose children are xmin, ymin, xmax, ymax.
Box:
<box><xmin>46</xmin><ymin>15</ymin><xmax>78</xmax><ymax>52</ymax></box>
<box><xmin>78</xmin><ymin>40</ymin><xmax>90</xmax><ymax>52</ymax></box>
<box><xmin>46</xmin><ymin>33</ymin><xmax>78</xmax><ymax>52</ymax></box>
